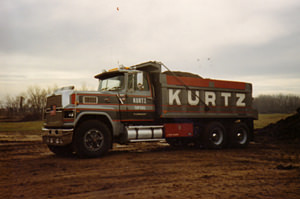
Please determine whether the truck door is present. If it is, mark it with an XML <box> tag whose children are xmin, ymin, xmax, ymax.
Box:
<box><xmin>120</xmin><ymin>71</ymin><xmax>155</xmax><ymax>123</ymax></box>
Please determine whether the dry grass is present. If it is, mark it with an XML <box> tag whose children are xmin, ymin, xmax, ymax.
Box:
<box><xmin>0</xmin><ymin>121</ymin><xmax>43</xmax><ymax>134</ymax></box>
<box><xmin>254</xmin><ymin>113</ymin><xmax>293</xmax><ymax>129</ymax></box>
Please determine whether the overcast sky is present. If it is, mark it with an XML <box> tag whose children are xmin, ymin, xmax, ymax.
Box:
<box><xmin>1</xmin><ymin>0</ymin><xmax>300</xmax><ymax>100</ymax></box>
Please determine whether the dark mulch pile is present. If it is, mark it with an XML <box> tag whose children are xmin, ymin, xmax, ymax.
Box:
<box><xmin>257</xmin><ymin>110</ymin><xmax>300</xmax><ymax>141</ymax></box>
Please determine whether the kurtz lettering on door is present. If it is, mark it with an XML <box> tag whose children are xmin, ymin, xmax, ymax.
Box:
<box><xmin>133</xmin><ymin>98</ymin><xmax>147</xmax><ymax>104</ymax></box>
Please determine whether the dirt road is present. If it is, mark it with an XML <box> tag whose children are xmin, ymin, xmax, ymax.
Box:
<box><xmin>1</xmin><ymin>137</ymin><xmax>299</xmax><ymax>199</ymax></box>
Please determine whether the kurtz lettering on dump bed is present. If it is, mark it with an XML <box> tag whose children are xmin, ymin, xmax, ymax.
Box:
<box><xmin>169</xmin><ymin>89</ymin><xmax>246</xmax><ymax>107</ymax></box>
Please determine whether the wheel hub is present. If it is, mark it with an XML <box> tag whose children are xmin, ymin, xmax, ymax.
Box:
<box><xmin>236</xmin><ymin>128</ymin><xmax>247</xmax><ymax>144</ymax></box>
<box><xmin>84</xmin><ymin>129</ymin><xmax>104</xmax><ymax>152</ymax></box>
<box><xmin>210</xmin><ymin>128</ymin><xmax>223</xmax><ymax>145</ymax></box>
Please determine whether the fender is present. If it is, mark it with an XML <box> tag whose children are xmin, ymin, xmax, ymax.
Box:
<box><xmin>74</xmin><ymin>111</ymin><xmax>121</xmax><ymax>137</ymax></box>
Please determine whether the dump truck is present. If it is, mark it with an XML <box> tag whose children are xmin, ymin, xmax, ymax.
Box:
<box><xmin>42</xmin><ymin>61</ymin><xmax>258</xmax><ymax>157</ymax></box>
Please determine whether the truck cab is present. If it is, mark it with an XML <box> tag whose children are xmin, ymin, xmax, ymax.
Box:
<box><xmin>96</xmin><ymin>67</ymin><xmax>155</xmax><ymax>123</ymax></box>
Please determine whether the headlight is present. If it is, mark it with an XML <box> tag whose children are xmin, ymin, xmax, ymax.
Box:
<box><xmin>64</xmin><ymin>111</ymin><xmax>74</xmax><ymax>118</ymax></box>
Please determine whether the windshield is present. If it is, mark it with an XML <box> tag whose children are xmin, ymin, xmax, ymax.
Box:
<box><xmin>98</xmin><ymin>75</ymin><xmax>124</xmax><ymax>91</ymax></box>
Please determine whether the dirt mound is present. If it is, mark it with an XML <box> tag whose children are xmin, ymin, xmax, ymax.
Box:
<box><xmin>163</xmin><ymin>71</ymin><xmax>203</xmax><ymax>78</ymax></box>
<box><xmin>258</xmin><ymin>111</ymin><xmax>300</xmax><ymax>141</ymax></box>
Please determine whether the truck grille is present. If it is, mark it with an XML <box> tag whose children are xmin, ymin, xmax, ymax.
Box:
<box><xmin>44</xmin><ymin>95</ymin><xmax>63</xmax><ymax>127</ymax></box>
<box><xmin>46</xmin><ymin>95</ymin><xmax>62</xmax><ymax>109</ymax></box>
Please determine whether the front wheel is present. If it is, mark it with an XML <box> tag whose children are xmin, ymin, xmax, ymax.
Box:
<box><xmin>74</xmin><ymin>120</ymin><xmax>112</xmax><ymax>158</ymax></box>
<box><xmin>202</xmin><ymin>121</ymin><xmax>227</xmax><ymax>149</ymax></box>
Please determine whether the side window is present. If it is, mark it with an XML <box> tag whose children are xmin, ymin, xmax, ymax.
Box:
<box><xmin>128</xmin><ymin>72</ymin><xmax>149</xmax><ymax>92</ymax></box>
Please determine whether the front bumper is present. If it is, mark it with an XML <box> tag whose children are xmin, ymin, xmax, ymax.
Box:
<box><xmin>42</xmin><ymin>128</ymin><xmax>74</xmax><ymax>146</ymax></box>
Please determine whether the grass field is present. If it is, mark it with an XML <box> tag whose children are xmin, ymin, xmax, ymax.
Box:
<box><xmin>254</xmin><ymin>113</ymin><xmax>293</xmax><ymax>129</ymax></box>
<box><xmin>0</xmin><ymin>121</ymin><xmax>43</xmax><ymax>134</ymax></box>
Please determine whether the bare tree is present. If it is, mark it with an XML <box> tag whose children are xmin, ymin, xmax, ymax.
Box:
<box><xmin>26</xmin><ymin>86</ymin><xmax>48</xmax><ymax>118</ymax></box>
<box><xmin>1</xmin><ymin>84</ymin><xmax>64</xmax><ymax>120</ymax></box>
<box><xmin>4</xmin><ymin>95</ymin><xmax>22</xmax><ymax>117</ymax></box>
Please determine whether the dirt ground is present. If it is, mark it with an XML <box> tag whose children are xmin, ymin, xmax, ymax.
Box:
<box><xmin>1</xmin><ymin>134</ymin><xmax>300</xmax><ymax>199</ymax></box>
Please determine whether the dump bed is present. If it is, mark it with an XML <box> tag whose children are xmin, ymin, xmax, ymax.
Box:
<box><xmin>159</xmin><ymin>73</ymin><xmax>258</xmax><ymax>119</ymax></box>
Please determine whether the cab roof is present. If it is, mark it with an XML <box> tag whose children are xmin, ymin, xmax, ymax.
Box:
<box><xmin>95</xmin><ymin>61</ymin><xmax>162</xmax><ymax>79</ymax></box>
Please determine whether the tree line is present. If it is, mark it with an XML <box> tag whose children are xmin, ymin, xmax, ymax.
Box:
<box><xmin>1</xmin><ymin>85</ymin><xmax>300</xmax><ymax>121</ymax></box>
<box><xmin>0</xmin><ymin>86</ymin><xmax>58</xmax><ymax>121</ymax></box>
<box><xmin>253</xmin><ymin>94</ymin><xmax>300</xmax><ymax>114</ymax></box>
<box><xmin>0</xmin><ymin>84</ymin><xmax>92</xmax><ymax>121</ymax></box>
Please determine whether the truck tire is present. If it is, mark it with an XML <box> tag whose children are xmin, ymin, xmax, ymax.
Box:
<box><xmin>74</xmin><ymin>120</ymin><xmax>112</xmax><ymax>158</ymax></box>
<box><xmin>48</xmin><ymin>144</ymin><xmax>74</xmax><ymax>157</ymax></box>
<box><xmin>203</xmin><ymin>121</ymin><xmax>226</xmax><ymax>149</ymax></box>
<box><xmin>229</xmin><ymin>123</ymin><xmax>250</xmax><ymax>148</ymax></box>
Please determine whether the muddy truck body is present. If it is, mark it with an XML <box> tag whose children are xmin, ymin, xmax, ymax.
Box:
<box><xmin>42</xmin><ymin>61</ymin><xmax>258</xmax><ymax>157</ymax></box>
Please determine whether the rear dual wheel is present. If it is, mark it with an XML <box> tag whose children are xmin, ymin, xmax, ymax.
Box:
<box><xmin>202</xmin><ymin>121</ymin><xmax>251</xmax><ymax>149</ymax></box>
<box><xmin>228</xmin><ymin>123</ymin><xmax>250</xmax><ymax>148</ymax></box>
<box><xmin>203</xmin><ymin>122</ymin><xmax>227</xmax><ymax>149</ymax></box>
